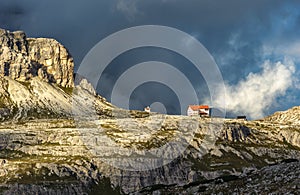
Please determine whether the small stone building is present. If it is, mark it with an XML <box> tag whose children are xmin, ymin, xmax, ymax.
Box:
<box><xmin>187</xmin><ymin>105</ymin><xmax>210</xmax><ymax>117</ymax></box>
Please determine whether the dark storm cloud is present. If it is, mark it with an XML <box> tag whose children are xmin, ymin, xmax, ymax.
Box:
<box><xmin>0</xmin><ymin>0</ymin><xmax>288</xmax><ymax>65</ymax></box>
<box><xmin>0</xmin><ymin>0</ymin><xmax>26</xmax><ymax>29</ymax></box>
<box><xmin>1</xmin><ymin>0</ymin><xmax>299</xmax><ymax>117</ymax></box>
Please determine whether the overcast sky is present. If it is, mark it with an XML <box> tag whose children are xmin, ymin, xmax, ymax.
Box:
<box><xmin>1</xmin><ymin>0</ymin><xmax>300</xmax><ymax>119</ymax></box>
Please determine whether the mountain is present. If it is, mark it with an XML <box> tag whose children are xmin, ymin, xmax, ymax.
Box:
<box><xmin>0</xmin><ymin>28</ymin><xmax>73</xmax><ymax>87</ymax></box>
<box><xmin>0</xmin><ymin>29</ymin><xmax>299</xmax><ymax>194</ymax></box>
<box><xmin>0</xmin><ymin>28</ymin><xmax>150</xmax><ymax>122</ymax></box>
<box><xmin>0</xmin><ymin>28</ymin><xmax>114</xmax><ymax>121</ymax></box>
<box><xmin>264</xmin><ymin>106</ymin><xmax>300</xmax><ymax>125</ymax></box>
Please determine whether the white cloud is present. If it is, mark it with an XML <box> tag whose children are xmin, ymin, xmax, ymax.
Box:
<box><xmin>116</xmin><ymin>0</ymin><xmax>140</xmax><ymax>20</ymax></box>
<box><xmin>262</xmin><ymin>40</ymin><xmax>300</xmax><ymax>90</ymax></box>
<box><xmin>215</xmin><ymin>59</ymin><xmax>296</xmax><ymax>119</ymax></box>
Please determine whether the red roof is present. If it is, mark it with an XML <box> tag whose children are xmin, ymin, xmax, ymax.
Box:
<box><xmin>189</xmin><ymin>105</ymin><xmax>209</xmax><ymax>111</ymax></box>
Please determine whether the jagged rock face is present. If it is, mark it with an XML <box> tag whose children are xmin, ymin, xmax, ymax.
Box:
<box><xmin>0</xmin><ymin>29</ymin><xmax>74</xmax><ymax>87</ymax></box>
<box><xmin>77</xmin><ymin>78</ymin><xmax>96</xmax><ymax>96</ymax></box>
<box><xmin>0</xmin><ymin>77</ymin><xmax>14</xmax><ymax>120</ymax></box>
<box><xmin>264</xmin><ymin>106</ymin><xmax>300</xmax><ymax>125</ymax></box>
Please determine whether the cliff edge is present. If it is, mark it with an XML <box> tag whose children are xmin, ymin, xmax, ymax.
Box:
<box><xmin>0</xmin><ymin>29</ymin><xmax>73</xmax><ymax>88</ymax></box>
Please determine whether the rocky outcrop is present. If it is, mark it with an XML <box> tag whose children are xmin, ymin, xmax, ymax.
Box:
<box><xmin>77</xmin><ymin>78</ymin><xmax>96</xmax><ymax>96</ymax></box>
<box><xmin>221</xmin><ymin>122</ymin><xmax>251</xmax><ymax>142</ymax></box>
<box><xmin>0</xmin><ymin>29</ymin><xmax>74</xmax><ymax>87</ymax></box>
<box><xmin>264</xmin><ymin>106</ymin><xmax>300</xmax><ymax>125</ymax></box>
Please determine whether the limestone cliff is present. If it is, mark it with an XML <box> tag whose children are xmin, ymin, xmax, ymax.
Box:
<box><xmin>0</xmin><ymin>29</ymin><xmax>74</xmax><ymax>88</ymax></box>
<box><xmin>264</xmin><ymin>106</ymin><xmax>300</xmax><ymax>125</ymax></box>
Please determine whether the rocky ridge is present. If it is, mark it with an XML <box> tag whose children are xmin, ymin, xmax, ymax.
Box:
<box><xmin>0</xmin><ymin>29</ymin><xmax>299</xmax><ymax>194</ymax></box>
<box><xmin>0</xmin><ymin>29</ymin><xmax>74</xmax><ymax>88</ymax></box>
<box><xmin>264</xmin><ymin>106</ymin><xmax>300</xmax><ymax>125</ymax></box>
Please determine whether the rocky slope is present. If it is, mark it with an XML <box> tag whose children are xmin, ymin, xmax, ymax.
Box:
<box><xmin>0</xmin><ymin>29</ymin><xmax>299</xmax><ymax>194</ymax></box>
<box><xmin>0</xmin><ymin>75</ymin><xmax>115</xmax><ymax>121</ymax></box>
<box><xmin>0</xmin><ymin>116</ymin><xmax>299</xmax><ymax>194</ymax></box>
<box><xmin>264</xmin><ymin>106</ymin><xmax>300</xmax><ymax>125</ymax></box>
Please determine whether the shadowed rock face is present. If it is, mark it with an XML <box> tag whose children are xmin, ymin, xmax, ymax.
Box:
<box><xmin>0</xmin><ymin>29</ymin><xmax>74</xmax><ymax>88</ymax></box>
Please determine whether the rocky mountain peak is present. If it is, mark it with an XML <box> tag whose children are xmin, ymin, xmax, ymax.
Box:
<box><xmin>263</xmin><ymin>106</ymin><xmax>300</xmax><ymax>124</ymax></box>
<box><xmin>0</xmin><ymin>29</ymin><xmax>74</xmax><ymax>88</ymax></box>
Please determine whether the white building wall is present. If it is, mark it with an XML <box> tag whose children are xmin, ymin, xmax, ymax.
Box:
<box><xmin>187</xmin><ymin>107</ymin><xmax>198</xmax><ymax>116</ymax></box>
